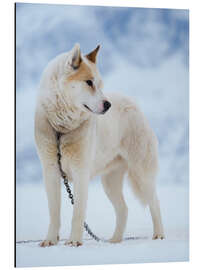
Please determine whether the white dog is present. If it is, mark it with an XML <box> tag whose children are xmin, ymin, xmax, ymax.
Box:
<box><xmin>35</xmin><ymin>44</ymin><xmax>164</xmax><ymax>247</ymax></box>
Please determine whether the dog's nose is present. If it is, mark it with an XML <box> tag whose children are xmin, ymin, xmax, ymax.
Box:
<box><xmin>103</xmin><ymin>100</ymin><xmax>111</xmax><ymax>113</ymax></box>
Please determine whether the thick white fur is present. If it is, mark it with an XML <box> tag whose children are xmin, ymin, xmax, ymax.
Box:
<box><xmin>35</xmin><ymin>44</ymin><xmax>164</xmax><ymax>247</ymax></box>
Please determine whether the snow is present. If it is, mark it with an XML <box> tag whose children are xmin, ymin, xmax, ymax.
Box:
<box><xmin>16</xmin><ymin>181</ymin><xmax>189</xmax><ymax>267</ymax></box>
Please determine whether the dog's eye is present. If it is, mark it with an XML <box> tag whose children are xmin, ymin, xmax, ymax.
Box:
<box><xmin>86</xmin><ymin>80</ymin><xmax>93</xmax><ymax>87</ymax></box>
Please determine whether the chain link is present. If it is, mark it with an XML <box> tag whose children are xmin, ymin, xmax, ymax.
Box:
<box><xmin>56</xmin><ymin>132</ymin><xmax>105</xmax><ymax>242</ymax></box>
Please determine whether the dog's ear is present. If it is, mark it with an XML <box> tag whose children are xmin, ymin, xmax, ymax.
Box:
<box><xmin>70</xmin><ymin>43</ymin><xmax>82</xmax><ymax>70</ymax></box>
<box><xmin>85</xmin><ymin>45</ymin><xmax>100</xmax><ymax>63</ymax></box>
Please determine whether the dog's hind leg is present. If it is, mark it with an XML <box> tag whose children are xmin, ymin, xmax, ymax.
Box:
<box><xmin>148</xmin><ymin>191</ymin><xmax>165</xmax><ymax>240</ymax></box>
<box><xmin>101</xmin><ymin>158</ymin><xmax>128</xmax><ymax>243</ymax></box>
<box><xmin>120</xmin><ymin>107</ymin><xmax>164</xmax><ymax>239</ymax></box>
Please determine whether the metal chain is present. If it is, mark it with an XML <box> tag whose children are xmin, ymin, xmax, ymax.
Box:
<box><xmin>56</xmin><ymin>132</ymin><xmax>106</xmax><ymax>242</ymax></box>
<box><xmin>56</xmin><ymin>133</ymin><xmax>74</xmax><ymax>205</ymax></box>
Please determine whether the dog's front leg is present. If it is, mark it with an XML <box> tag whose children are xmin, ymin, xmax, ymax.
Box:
<box><xmin>40</xmin><ymin>162</ymin><xmax>61</xmax><ymax>247</ymax></box>
<box><xmin>65</xmin><ymin>169</ymin><xmax>89</xmax><ymax>247</ymax></box>
<box><xmin>35</xmin><ymin>111</ymin><xmax>61</xmax><ymax>247</ymax></box>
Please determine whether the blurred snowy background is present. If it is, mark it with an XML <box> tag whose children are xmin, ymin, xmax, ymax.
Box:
<box><xmin>15</xmin><ymin>3</ymin><xmax>189</xmax><ymax>267</ymax></box>
<box><xmin>16</xmin><ymin>3</ymin><xmax>189</xmax><ymax>186</ymax></box>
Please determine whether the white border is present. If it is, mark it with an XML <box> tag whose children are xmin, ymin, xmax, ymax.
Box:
<box><xmin>1</xmin><ymin>0</ymin><xmax>203</xmax><ymax>269</ymax></box>
<box><xmin>11</xmin><ymin>0</ymin><xmax>191</xmax><ymax>9</ymax></box>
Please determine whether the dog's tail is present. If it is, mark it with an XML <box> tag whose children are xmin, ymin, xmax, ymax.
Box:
<box><xmin>121</xmin><ymin>106</ymin><xmax>159</xmax><ymax>206</ymax></box>
<box><xmin>127</xmin><ymin>169</ymin><xmax>156</xmax><ymax>206</ymax></box>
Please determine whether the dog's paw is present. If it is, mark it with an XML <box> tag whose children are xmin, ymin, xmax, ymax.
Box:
<box><xmin>64</xmin><ymin>240</ymin><xmax>82</xmax><ymax>247</ymax></box>
<box><xmin>152</xmin><ymin>233</ymin><xmax>165</xmax><ymax>240</ymax></box>
<box><xmin>39</xmin><ymin>236</ymin><xmax>59</xmax><ymax>247</ymax></box>
<box><xmin>109</xmin><ymin>237</ymin><xmax>122</xmax><ymax>244</ymax></box>
<box><xmin>39</xmin><ymin>240</ymin><xmax>56</xmax><ymax>247</ymax></box>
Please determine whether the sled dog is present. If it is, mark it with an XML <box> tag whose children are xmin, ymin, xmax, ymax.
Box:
<box><xmin>35</xmin><ymin>44</ymin><xmax>164</xmax><ymax>247</ymax></box>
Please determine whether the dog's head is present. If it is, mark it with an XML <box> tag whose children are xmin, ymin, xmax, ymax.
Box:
<box><xmin>60</xmin><ymin>44</ymin><xmax>111</xmax><ymax>115</ymax></box>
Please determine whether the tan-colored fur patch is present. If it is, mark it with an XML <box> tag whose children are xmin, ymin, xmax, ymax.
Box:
<box><xmin>67</xmin><ymin>61</ymin><xmax>93</xmax><ymax>83</ymax></box>
<box><xmin>67</xmin><ymin>61</ymin><xmax>98</xmax><ymax>94</ymax></box>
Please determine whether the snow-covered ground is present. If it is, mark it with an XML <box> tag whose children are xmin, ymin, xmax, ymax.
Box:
<box><xmin>16</xmin><ymin>180</ymin><xmax>189</xmax><ymax>267</ymax></box>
